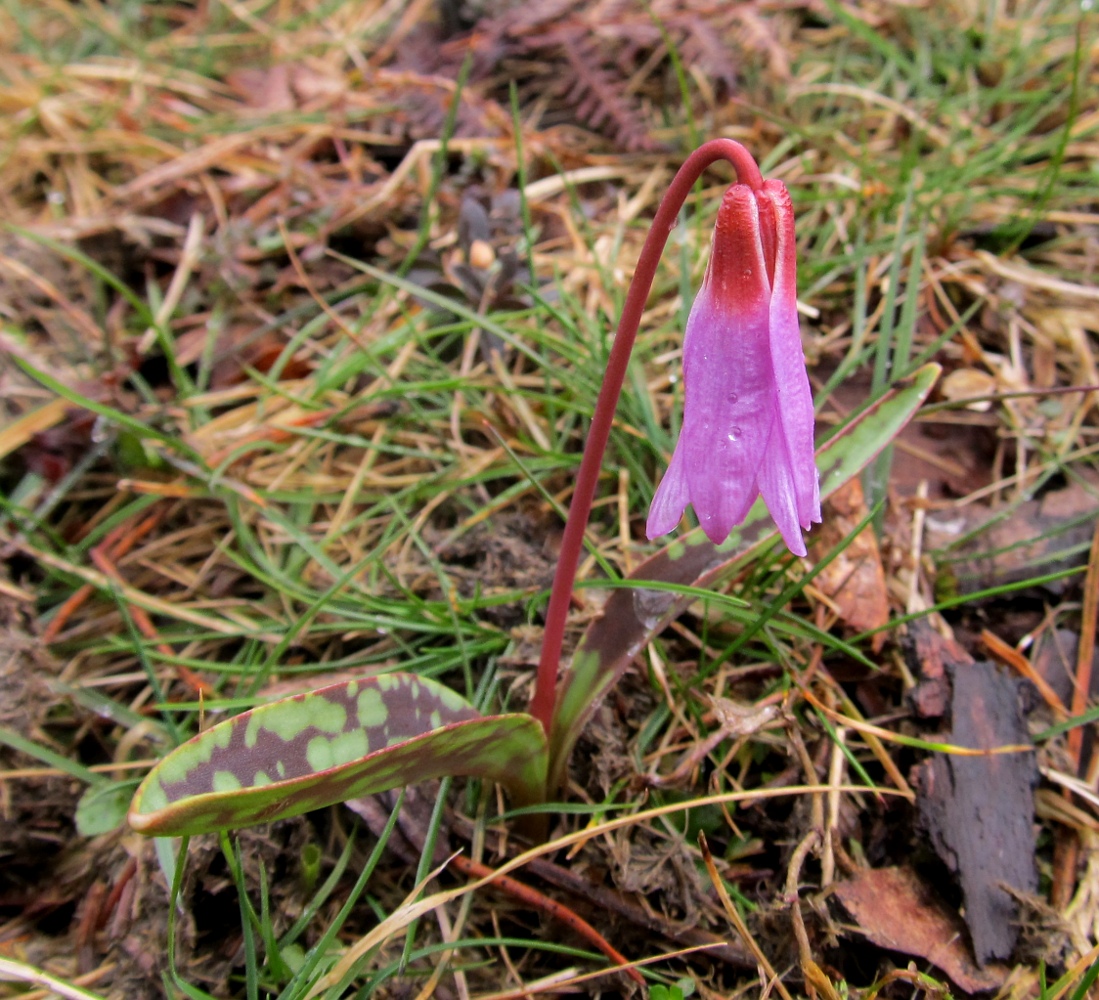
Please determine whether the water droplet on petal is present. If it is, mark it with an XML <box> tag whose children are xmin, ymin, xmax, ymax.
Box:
<box><xmin>728</xmin><ymin>393</ymin><xmax>739</xmax><ymax>404</ymax></box>
<box><xmin>728</xmin><ymin>427</ymin><xmax>741</xmax><ymax>442</ymax></box>
<box><xmin>632</xmin><ymin>589</ymin><xmax>676</xmax><ymax>630</ymax></box>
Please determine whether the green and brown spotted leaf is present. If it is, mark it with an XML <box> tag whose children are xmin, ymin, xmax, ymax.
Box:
<box><xmin>129</xmin><ymin>673</ymin><xmax>547</xmax><ymax>837</ymax></box>
<box><xmin>547</xmin><ymin>364</ymin><xmax>941</xmax><ymax>790</ymax></box>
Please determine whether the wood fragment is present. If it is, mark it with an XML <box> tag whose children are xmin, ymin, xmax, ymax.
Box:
<box><xmin>914</xmin><ymin>660</ymin><xmax>1038</xmax><ymax>965</ymax></box>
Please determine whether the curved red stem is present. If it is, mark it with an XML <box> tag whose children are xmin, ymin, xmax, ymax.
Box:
<box><xmin>528</xmin><ymin>139</ymin><xmax>765</xmax><ymax>738</ymax></box>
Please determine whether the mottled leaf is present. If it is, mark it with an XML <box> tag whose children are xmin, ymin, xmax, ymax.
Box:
<box><xmin>129</xmin><ymin>673</ymin><xmax>547</xmax><ymax>837</ymax></box>
<box><xmin>548</xmin><ymin>364</ymin><xmax>940</xmax><ymax>789</ymax></box>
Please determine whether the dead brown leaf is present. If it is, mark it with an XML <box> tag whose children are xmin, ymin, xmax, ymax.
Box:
<box><xmin>811</xmin><ymin>478</ymin><xmax>889</xmax><ymax>650</ymax></box>
<box><xmin>225</xmin><ymin>65</ymin><xmax>295</xmax><ymax>112</ymax></box>
<box><xmin>835</xmin><ymin>866</ymin><xmax>1009</xmax><ymax>994</ymax></box>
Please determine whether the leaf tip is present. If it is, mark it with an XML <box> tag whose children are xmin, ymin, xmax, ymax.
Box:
<box><xmin>126</xmin><ymin>806</ymin><xmax>158</xmax><ymax>834</ymax></box>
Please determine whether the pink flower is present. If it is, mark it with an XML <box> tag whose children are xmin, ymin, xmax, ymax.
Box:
<box><xmin>647</xmin><ymin>180</ymin><xmax>820</xmax><ymax>557</ymax></box>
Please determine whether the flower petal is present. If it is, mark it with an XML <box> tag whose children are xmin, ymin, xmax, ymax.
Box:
<box><xmin>646</xmin><ymin>444</ymin><xmax>689</xmax><ymax>538</ymax></box>
<box><xmin>762</xmin><ymin>180</ymin><xmax>820</xmax><ymax>530</ymax></box>
<box><xmin>679</xmin><ymin>186</ymin><xmax>775</xmax><ymax>544</ymax></box>
<box><xmin>646</xmin><ymin>176</ymin><xmax>819</xmax><ymax>556</ymax></box>
<box><xmin>756</xmin><ymin>414</ymin><xmax>808</xmax><ymax>556</ymax></box>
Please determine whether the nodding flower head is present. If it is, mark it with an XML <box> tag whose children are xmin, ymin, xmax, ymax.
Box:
<box><xmin>647</xmin><ymin>179</ymin><xmax>821</xmax><ymax>557</ymax></box>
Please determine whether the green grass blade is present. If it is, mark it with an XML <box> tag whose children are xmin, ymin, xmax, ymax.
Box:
<box><xmin>0</xmin><ymin>725</ymin><xmax>104</xmax><ymax>786</ymax></box>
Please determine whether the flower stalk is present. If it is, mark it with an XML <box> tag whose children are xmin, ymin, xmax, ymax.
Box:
<box><xmin>529</xmin><ymin>139</ymin><xmax>776</xmax><ymax>738</ymax></box>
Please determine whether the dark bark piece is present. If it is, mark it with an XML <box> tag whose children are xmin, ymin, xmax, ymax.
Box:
<box><xmin>915</xmin><ymin>660</ymin><xmax>1038</xmax><ymax>966</ymax></box>
<box><xmin>834</xmin><ymin>866</ymin><xmax>1008</xmax><ymax>994</ymax></box>
<box><xmin>905</xmin><ymin>618</ymin><xmax>974</xmax><ymax>719</ymax></box>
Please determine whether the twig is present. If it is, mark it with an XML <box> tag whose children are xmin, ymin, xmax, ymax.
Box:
<box><xmin>472</xmin><ymin>943</ymin><xmax>720</xmax><ymax>1000</ymax></box>
<box><xmin>1071</xmin><ymin>517</ymin><xmax>1099</xmax><ymax>775</ymax></box>
<box><xmin>507</xmin><ymin>849</ymin><xmax>751</xmax><ymax>967</ymax></box>
<box><xmin>822</xmin><ymin>726</ymin><xmax>846</xmax><ymax>888</ymax></box>
<box><xmin>277</xmin><ymin>217</ymin><xmax>372</xmax><ymax>354</ymax></box>
<box><xmin>785</xmin><ymin>711</ymin><xmax>824</xmax><ymax>831</ymax></box>
<box><xmin>982</xmin><ymin>628</ymin><xmax>1068</xmax><ymax>718</ymax></box>
<box><xmin>447</xmin><ymin>853</ymin><xmax>644</xmax><ymax>986</ymax></box>
<box><xmin>42</xmin><ymin>507</ymin><xmax>165</xmax><ymax>643</ymax></box>
<box><xmin>700</xmin><ymin>831</ymin><xmax>794</xmax><ymax>1000</ymax></box>
<box><xmin>1055</xmin><ymin>518</ymin><xmax>1099</xmax><ymax>908</ymax></box>
<box><xmin>88</xmin><ymin>545</ymin><xmax>213</xmax><ymax>697</ymax></box>
<box><xmin>786</xmin><ymin>829</ymin><xmax>833</xmax><ymax>999</ymax></box>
